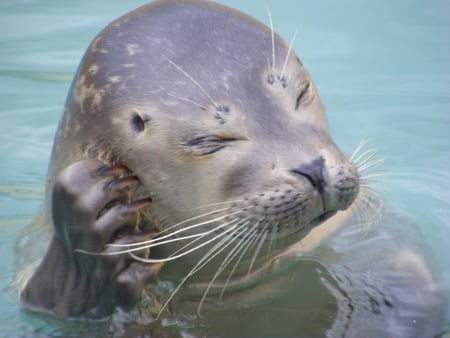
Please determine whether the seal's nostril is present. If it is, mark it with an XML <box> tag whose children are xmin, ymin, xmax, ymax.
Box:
<box><xmin>290</xmin><ymin>157</ymin><xmax>326</xmax><ymax>193</ymax></box>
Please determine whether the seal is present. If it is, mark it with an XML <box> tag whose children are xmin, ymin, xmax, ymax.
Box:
<box><xmin>19</xmin><ymin>0</ymin><xmax>361</xmax><ymax>319</ymax></box>
<box><xmin>16</xmin><ymin>0</ymin><xmax>446</xmax><ymax>337</ymax></box>
<box><xmin>19</xmin><ymin>1</ymin><xmax>445</xmax><ymax>333</ymax></box>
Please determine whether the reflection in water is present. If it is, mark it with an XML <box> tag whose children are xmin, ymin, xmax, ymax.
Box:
<box><xmin>0</xmin><ymin>184</ymin><xmax>44</xmax><ymax>200</ymax></box>
<box><xmin>0</xmin><ymin>70</ymin><xmax>73</xmax><ymax>83</ymax></box>
<box><xmin>169</xmin><ymin>212</ymin><xmax>447</xmax><ymax>337</ymax></box>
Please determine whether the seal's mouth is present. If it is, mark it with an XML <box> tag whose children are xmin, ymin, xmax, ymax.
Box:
<box><xmin>274</xmin><ymin>210</ymin><xmax>338</xmax><ymax>243</ymax></box>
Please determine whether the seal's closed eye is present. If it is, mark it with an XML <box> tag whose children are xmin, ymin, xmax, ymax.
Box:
<box><xmin>185</xmin><ymin>136</ymin><xmax>228</xmax><ymax>156</ymax></box>
<box><xmin>295</xmin><ymin>82</ymin><xmax>311</xmax><ymax>111</ymax></box>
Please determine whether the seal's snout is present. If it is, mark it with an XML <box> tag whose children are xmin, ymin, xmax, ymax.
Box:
<box><xmin>288</xmin><ymin>155</ymin><xmax>359</xmax><ymax>215</ymax></box>
<box><xmin>290</xmin><ymin>157</ymin><xmax>326</xmax><ymax>193</ymax></box>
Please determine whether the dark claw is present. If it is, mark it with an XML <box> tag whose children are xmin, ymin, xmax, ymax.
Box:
<box><xmin>95</xmin><ymin>199</ymin><xmax>152</xmax><ymax>240</ymax></box>
<box><xmin>107</xmin><ymin>176</ymin><xmax>139</xmax><ymax>191</ymax></box>
<box><xmin>96</xmin><ymin>164</ymin><xmax>129</xmax><ymax>177</ymax></box>
<box><xmin>119</xmin><ymin>198</ymin><xmax>153</xmax><ymax>214</ymax></box>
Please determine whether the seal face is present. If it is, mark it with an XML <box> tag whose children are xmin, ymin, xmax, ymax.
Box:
<box><xmin>22</xmin><ymin>0</ymin><xmax>360</xmax><ymax>319</ymax></box>
<box><xmin>56</xmin><ymin>0</ymin><xmax>358</xmax><ymax>242</ymax></box>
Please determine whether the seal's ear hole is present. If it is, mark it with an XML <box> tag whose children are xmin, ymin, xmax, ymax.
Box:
<box><xmin>131</xmin><ymin>112</ymin><xmax>150</xmax><ymax>133</ymax></box>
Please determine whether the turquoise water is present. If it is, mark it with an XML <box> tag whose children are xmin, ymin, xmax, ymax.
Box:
<box><xmin>1</xmin><ymin>0</ymin><xmax>449</xmax><ymax>336</ymax></box>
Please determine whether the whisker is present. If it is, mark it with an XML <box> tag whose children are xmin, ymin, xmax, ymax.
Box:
<box><xmin>187</xmin><ymin>226</ymin><xmax>241</xmax><ymax>278</ymax></box>
<box><xmin>126</xmin><ymin>219</ymin><xmax>241</xmax><ymax>263</ymax></box>
<box><xmin>156</xmin><ymin>222</ymin><xmax>242</xmax><ymax>319</ymax></box>
<box><xmin>167</xmin><ymin>218</ymin><xmax>241</xmax><ymax>258</ymax></box>
<box><xmin>179</xmin><ymin>199</ymin><xmax>244</xmax><ymax>212</ymax></box>
<box><xmin>166</xmin><ymin>58</ymin><xmax>219</xmax><ymax>109</ymax></box>
<box><xmin>354</xmin><ymin>189</ymin><xmax>384</xmax><ymax>226</ymax></box>
<box><xmin>216</xmin><ymin>221</ymin><xmax>266</xmax><ymax>298</ymax></box>
<box><xmin>219</xmin><ymin>225</ymin><xmax>261</xmax><ymax>297</ymax></box>
<box><xmin>157</xmin><ymin>207</ymin><xmax>235</xmax><ymax>235</ymax></box>
<box><xmin>361</xmin><ymin>188</ymin><xmax>385</xmax><ymax>209</ymax></box>
<box><xmin>360</xmin><ymin>172</ymin><xmax>388</xmax><ymax>180</ymax></box>
<box><xmin>194</xmin><ymin>218</ymin><xmax>262</xmax><ymax>293</ymax></box>
<box><xmin>107</xmin><ymin>209</ymin><xmax>239</xmax><ymax>249</ymax></box>
<box><xmin>149</xmin><ymin>210</ymin><xmax>239</xmax><ymax>242</ymax></box>
<box><xmin>265</xmin><ymin>4</ymin><xmax>276</xmax><ymax>74</ymax></box>
<box><xmin>247</xmin><ymin>226</ymin><xmax>269</xmax><ymax>277</ymax></box>
<box><xmin>358</xmin><ymin>158</ymin><xmax>385</xmax><ymax>172</ymax></box>
<box><xmin>360</xmin><ymin>183</ymin><xmax>389</xmax><ymax>194</ymax></box>
<box><xmin>197</xmin><ymin>220</ymin><xmax>252</xmax><ymax>314</ymax></box>
<box><xmin>203</xmin><ymin>221</ymin><xmax>253</xmax><ymax>279</ymax></box>
<box><xmin>280</xmin><ymin>28</ymin><xmax>298</xmax><ymax>80</ymax></box>
<box><xmin>353</xmin><ymin>148</ymin><xmax>379</xmax><ymax>166</ymax></box>
<box><xmin>265</xmin><ymin>225</ymin><xmax>278</xmax><ymax>257</ymax></box>
<box><xmin>167</xmin><ymin>93</ymin><xmax>208</xmax><ymax>110</ymax></box>
<box><xmin>86</xmin><ymin>216</ymin><xmax>241</xmax><ymax>259</ymax></box>
<box><xmin>349</xmin><ymin>136</ymin><xmax>387</xmax><ymax>232</ymax></box>
<box><xmin>350</xmin><ymin>136</ymin><xmax>370</xmax><ymax>161</ymax></box>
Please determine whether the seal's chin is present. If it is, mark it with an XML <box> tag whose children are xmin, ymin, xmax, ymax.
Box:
<box><xmin>311</xmin><ymin>210</ymin><xmax>338</xmax><ymax>227</ymax></box>
<box><xmin>272</xmin><ymin>210</ymin><xmax>339</xmax><ymax>245</ymax></box>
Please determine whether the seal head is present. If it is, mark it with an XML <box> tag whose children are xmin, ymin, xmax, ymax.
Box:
<box><xmin>51</xmin><ymin>0</ymin><xmax>358</xmax><ymax>257</ymax></box>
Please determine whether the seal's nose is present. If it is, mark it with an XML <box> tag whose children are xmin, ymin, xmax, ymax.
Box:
<box><xmin>290</xmin><ymin>156</ymin><xmax>326</xmax><ymax>193</ymax></box>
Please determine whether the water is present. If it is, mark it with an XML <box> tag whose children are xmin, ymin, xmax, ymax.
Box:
<box><xmin>1</xmin><ymin>0</ymin><xmax>449</xmax><ymax>336</ymax></box>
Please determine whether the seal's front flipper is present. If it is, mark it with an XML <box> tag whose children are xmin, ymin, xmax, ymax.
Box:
<box><xmin>21</xmin><ymin>159</ymin><xmax>158</xmax><ymax>319</ymax></box>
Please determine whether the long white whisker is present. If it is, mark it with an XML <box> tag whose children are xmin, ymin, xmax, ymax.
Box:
<box><xmin>204</xmin><ymin>221</ymin><xmax>252</xmax><ymax>279</ymax></box>
<box><xmin>247</xmin><ymin>226</ymin><xmax>268</xmax><ymax>276</ymax></box>
<box><xmin>127</xmin><ymin>219</ymin><xmax>241</xmax><ymax>263</ymax></box>
<box><xmin>167</xmin><ymin>218</ymin><xmax>241</xmax><ymax>258</ymax></box>
<box><xmin>100</xmin><ymin>217</ymin><xmax>241</xmax><ymax>262</ymax></box>
<box><xmin>360</xmin><ymin>172</ymin><xmax>387</xmax><ymax>180</ymax></box>
<box><xmin>126</xmin><ymin>219</ymin><xmax>239</xmax><ymax>256</ymax></box>
<box><xmin>197</xmin><ymin>220</ymin><xmax>252</xmax><ymax>314</ymax></box>
<box><xmin>150</xmin><ymin>211</ymin><xmax>240</xmax><ymax>243</ymax></box>
<box><xmin>280</xmin><ymin>28</ymin><xmax>298</xmax><ymax>80</ymax></box>
<box><xmin>348</xmin><ymin>136</ymin><xmax>386</xmax><ymax>232</ymax></box>
<box><xmin>355</xmin><ymin>189</ymin><xmax>384</xmax><ymax>224</ymax></box>
<box><xmin>166</xmin><ymin>58</ymin><xmax>219</xmax><ymax>109</ymax></box>
<box><xmin>187</xmin><ymin>228</ymin><xmax>239</xmax><ymax>278</ymax></box>
<box><xmin>359</xmin><ymin>183</ymin><xmax>389</xmax><ymax>193</ymax></box>
<box><xmin>220</xmin><ymin>221</ymin><xmax>266</xmax><ymax>298</ymax></box>
<box><xmin>265</xmin><ymin>5</ymin><xmax>276</xmax><ymax>74</ymax></box>
<box><xmin>156</xmin><ymin>222</ymin><xmax>241</xmax><ymax>319</ymax></box>
<box><xmin>350</xmin><ymin>136</ymin><xmax>370</xmax><ymax>161</ymax></box>
<box><xmin>158</xmin><ymin>207</ymin><xmax>235</xmax><ymax>235</ymax></box>
<box><xmin>265</xmin><ymin>225</ymin><xmax>278</xmax><ymax>257</ymax></box>
<box><xmin>167</xmin><ymin>93</ymin><xmax>208</xmax><ymax>110</ymax></box>
<box><xmin>197</xmin><ymin>218</ymin><xmax>260</xmax><ymax>293</ymax></box>
<box><xmin>353</xmin><ymin>148</ymin><xmax>379</xmax><ymax>166</ymax></box>
<box><xmin>181</xmin><ymin>199</ymin><xmax>244</xmax><ymax>212</ymax></box>
<box><xmin>358</xmin><ymin>158</ymin><xmax>385</xmax><ymax>172</ymax></box>
<box><xmin>107</xmin><ymin>209</ymin><xmax>239</xmax><ymax>248</ymax></box>
<box><xmin>219</xmin><ymin>225</ymin><xmax>261</xmax><ymax>298</ymax></box>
